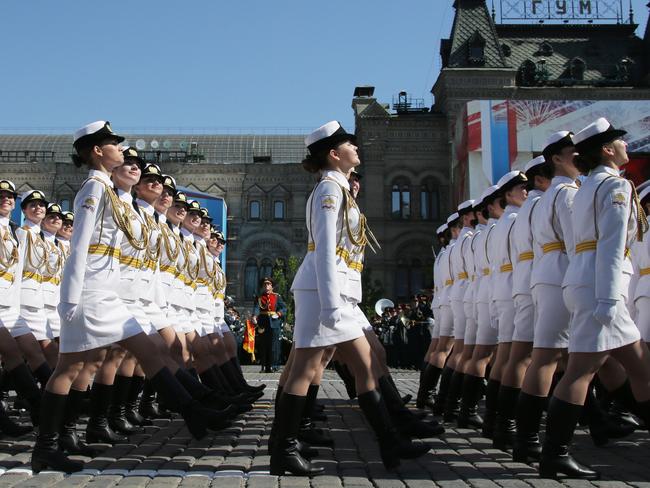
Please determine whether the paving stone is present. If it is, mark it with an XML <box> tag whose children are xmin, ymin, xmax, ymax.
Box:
<box><xmin>146</xmin><ymin>478</ymin><xmax>182</xmax><ymax>488</ymax></box>
<box><xmin>0</xmin><ymin>475</ymin><xmax>31</xmax><ymax>488</ymax></box>
<box><xmin>209</xmin><ymin>476</ymin><xmax>243</xmax><ymax>488</ymax></box>
<box><xmin>12</xmin><ymin>474</ymin><xmax>66</xmax><ymax>488</ymax></box>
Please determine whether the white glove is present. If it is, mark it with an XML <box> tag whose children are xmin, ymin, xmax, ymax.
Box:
<box><xmin>58</xmin><ymin>302</ymin><xmax>78</xmax><ymax>322</ymax></box>
<box><xmin>593</xmin><ymin>300</ymin><xmax>617</xmax><ymax>326</ymax></box>
<box><xmin>319</xmin><ymin>308</ymin><xmax>342</xmax><ymax>327</ymax></box>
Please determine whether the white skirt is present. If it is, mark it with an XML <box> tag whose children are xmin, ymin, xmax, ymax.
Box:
<box><xmin>16</xmin><ymin>305</ymin><xmax>49</xmax><ymax>341</ymax></box>
<box><xmin>564</xmin><ymin>285</ymin><xmax>640</xmax><ymax>353</ymax></box>
<box><xmin>463</xmin><ymin>302</ymin><xmax>478</xmax><ymax>345</ymax></box>
<box><xmin>532</xmin><ymin>284</ymin><xmax>569</xmax><ymax>349</ymax></box>
<box><xmin>293</xmin><ymin>290</ymin><xmax>365</xmax><ymax>348</ymax></box>
<box><xmin>495</xmin><ymin>299</ymin><xmax>516</xmax><ymax>343</ymax></box>
<box><xmin>634</xmin><ymin>296</ymin><xmax>650</xmax><ymax>342</ymax></box>
<box><xmin>140</xmin><ymin>299</ymin><xmax>169</xmax><ymax>331</ymax></box>
<box><xmin>219</xmin><ymin>321</ymin><xmax>231</xmax><ymax>335</ymax></box>
<box><xmin>44</xmin><ymin>305</ymin><xmax>61</xmax><ymax>339</ymax></box>
<box><xmin>125</xmin><ymin>300</ymin><xmax>156</xmax><ymax>336</ymax></box>
<box><xmin>475</xmin><ymin>302</ymin><xmax>498</xmax><ymax>345</ymax></box>
<box><xmin>438</xmin><ymin>305</ymin><xmax>454</xmax><ymax>337</ymax></box>
<box><xmin>451</xmin><ymin>299</ymin><xmax>466</xmax><ymax>340</ymax></box>
<box><xmin>60</xmin><ymin>289</ymin><xmax>144</xmax><ymax>353</ymax></box>
<box><xmin>0</xmin><ymin>306</ymin><xmax>30</xmax><ymax>338</ymax></box>
<box><xmin>512</xmin><ymin>294</ymin><xmax>534</xmax><ymax>343</ymax></box>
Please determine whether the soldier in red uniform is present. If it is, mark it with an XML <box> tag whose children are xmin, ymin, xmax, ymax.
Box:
<box><xmin>253</xmin><ymin>277</ymin><xmax>287</xmax><ymax>373</ymax></box>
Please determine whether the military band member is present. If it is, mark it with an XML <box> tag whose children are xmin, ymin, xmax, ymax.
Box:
<box><xmin>539</xmin><ymin>118</ymin><xmax>650</xmax><ymax>479</ymax></box>
<box><xmin>275</xmin><ymin>121</ymin><xmax>428</xmax><ymax>475</ymax></box>
<box><xmin>493</xmin><ymin>157</ymin><xmax>550</xmax><ymax>450</ymax></box>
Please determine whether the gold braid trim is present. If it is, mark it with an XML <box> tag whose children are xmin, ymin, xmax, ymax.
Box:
<box><xmin>25</xmin><ymin>231</ymin><xmax>47</xmax><ymax>270</ymax></box>
<box><xmin>631</xmin><ymin>183</ymin><xmax>649</xmax><ymax>242</ymax></box>
<box><xmin>0</xmin><ymin>227</ymin><xmax>18</xmax><ymax>269</ymax></box>
<box><xmin>160</xmin><ymin>224</ymin><xmax>181</xmax><ymax>262</ymax></box>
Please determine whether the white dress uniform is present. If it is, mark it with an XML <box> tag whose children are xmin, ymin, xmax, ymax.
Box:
<box><xmin>15</xmin><ymin>219</ymin><xmax>49</xmax><ymax>340</ymax></box>
<box><xmin>474</xmin><ymin>218</ymin><xmax>498</xmax><ymax>345</ymax></box>
<box><xmin>463</xmin><ymin>222</ymin><xmax>482</xmax><ymax>345</ymax></box>
<box><xmin>431</xmin><ymin>235</ymin><xmax>447</xmax><ymax>341</ymax></box>
<box><xmin>158</xmin><ymin>217</ymin><xmax>185</xmax><ymax>329</ymax></box>
<box><xmin>179</xmin><ymin>227</ymin><xmax>206</xmax><ymax>335</ymax></box>
<box><xmin>437</xmin><ymin>236</ymin><xmax>456</xmax><ymax>337</ymax></box>
<box><xmin>115</xmin><ymin>189</ymin><xmax>158</xmax><ymax>336</ymax></box>
<box><xmin>0</xmin><ymin>215</ymin><xmax>26</xmax><ymax>337</ymax></box>
<box><xmin>135</xmin><ymin>199</ymin><xmax>169</xmax><ymax>333</ymax></box>
<box><xmin>511</xmin><ymin>188</ymin><xmax>543</xmax><ymax>343</ymax></box>
<box><xmin>291</xmin><ymin>170</ymin><xmax>370</xmax><ymax>348</ymax></box>
<box><xmin>491</xmin><ymin>203</ymin><xmax>521</xmax><ymax>344</ymax></box>
<box><xmin>194</xmin><ymin>236</ymin><xmax>217</xmax><ymax>336</ymax></box>
<box><xmin>59</xmin><ymin>170</ymin><xmax>143</xmax><ymax>352</ymax></box>
<box><xmin>562</xmin><ymin>165</ymin><xmax>641</xmax><ymax>352</ymax></box>
<box><xmin>530</xmin><ymin>176</ymin><xmax>578</xmax><ymax>348</ymax></box>
<box><xmin>631</xmin><ymin>186</ymin><xmax>650</xmax><ymax>341</ymax></box>
<box><xmin>212</xmin><ymin>256</ymin><xmax>229</xmax><ymax>336</ymax></box>
<box><xmin>449</xmin><ymin>224</ymin><xmax>473</xmax><ymax>341</ymax></box>
<box><xmin>41</xmin><ymin>229</ymin><xmax>64</xmax><ymax>339</ymax></box>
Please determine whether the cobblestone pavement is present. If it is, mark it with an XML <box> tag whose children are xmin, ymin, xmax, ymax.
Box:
<box><xmin>0</xmin><ymin>367</ymin><xmax>648</xmax><ymax>487</ymax></box>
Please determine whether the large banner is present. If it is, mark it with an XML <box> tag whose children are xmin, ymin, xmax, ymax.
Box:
<box><xmin>453</xmin><ymin>99</ymin><xmax>650</xmax><ymax>201</ymax></box>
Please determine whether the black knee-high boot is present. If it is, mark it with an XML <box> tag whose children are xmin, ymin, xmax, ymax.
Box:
<box><xmin>583</xmin><ymin>383</ymin><xmax>635</xmax><ymax>446</ymax></box>
<box><xmin>482</xmin><ymin>379</ymin><xmax>500</xmax><ymax>438</ymax></box>
<box><xmin>333</xmin><ymin>360</ymin><xmax>357</xmax><ymax>399</ymax></box>
<box><xmin>539</xmin><ymin>397</ymin><xmax>599</xmax><ymax>480</ymax></box>
<box><xmin>513</xmin><ymin>392</ymin><xmax>545</xmax><ymax>462</ymax></box>
<box><xmin>139</xmin><ymin>378</ymin><xmax>171</xmax><ymax>419</ymax></box>
<box><xmin>607</xmin><ymin>379</ymin><xmax>641</xmax><ymax>427</ymax></box>
<box><xmin>270</xmin><ymin>392</ymin><xmax>325</xmax><ymax>476</ymax></box>
<box><xmin>86</xmin><ymin>383</ymin><xmax>127</xmax><ymax>444</ymax></box>
<box><xmin>432</xmin><ymin>366</ymin><xmax>454</xmax><ymax>416</ymax></box>
<box><xmin>31</xmin><ymin>362</ymin><xmax>52</xmax><ymax>390</ymax></box>
<box><xmin>443</xmin><ymin>371</ymin><xmax>465</xmax><ymax>422</ymax></box>
<box><xmin>493</xmin><ymin>385</ymin><xmax>520</xmax><ymax>450</ymax></box>
<box><xmin>0</xmin><ymin>401</ymin><xmax>31</xmax><ymax>437</ymax></box>
<box><xmin>228</xmin><ymin>357</ymin><xmax>265</xmax><ymax>392</ymax></box>
<box><xmin>357</xmin><ymin>389</ymin><xmax>431</xmax><ymax>470</ymax></box>
<box><xmin>7</xmin><ymin>363</ymin><xmax>42</xmax><ymax>426</ymax></box>
<box><xmin>268</xmin><ymin>385</ymin><xmax>317</xmax><ymax>458</ymax></box>
<box><xmin>416</xmin><ymin>363</ymin><xmax>442</xmax><ymax>409</ymax></box>
<box><xmin>31</xmin><ymin>391</ymin><xmax>84</xmax><ymax>474</ymax></box>
<box><xmin>59</xmin><ymin>389</ymin><xmax>103</xmax><ymax>457</ymax></box>
<box><xmin>458</xmin><ymin>374</ymin><xmax>484</xmax><ymax>428</ymax></box>
<box><xmin>124</xmin><ymin>375</ymin><xmax>150</xmax><ymax>426</ymax></box>
<box><xmin>173</xmin><ymin>368</ymin><xmax>237</xmax><ymax>421</ymax></box>
<box><xmin>108</xmin><ymin>375</ymin><xmax>144</xmax><ymax>435</ymax></box>
<box><xmin>378</xmin><ymin>376</ymin><xmax>444</xmax><ymax>438</ymax></box>
<box><xmin>220</xmin><ymin>361</ymin><xmax>264</xmax><ymax>401</ymax></box>
<box><xmin>151</xmin><ymin>367</ymin><xmax>237</xmax><ymax>438</ymax></box>
<box><xmin>298</xmin><ymin>384</ymin><xmax>333</xmax><ymax>446</ymax></box>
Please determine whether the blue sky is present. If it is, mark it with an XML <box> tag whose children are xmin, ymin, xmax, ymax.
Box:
<box><xmin>1</xmin><ymin>1</ymin><xmax>647</xmax><ymax>133</ymax></box>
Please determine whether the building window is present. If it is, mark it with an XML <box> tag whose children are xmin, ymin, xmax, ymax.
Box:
<box><xmin>60</xmin><ymin>199</ymin><xmax>71</xmax><ymax>211</ymax></box>
<box><xmin>249</xmin><ymin>200</ymin><xmax>261</xmax><ymax>220</ymax></box>
<box><xmin>538</xmin><ymin>41</ymin><xmax>553</xmax><ymax>56</ymax></box>
<box><xmin>391</xmin><ymin>184</ymin><xmax>411</xmax><ymax>220</ymax></box>
<box><xmin>420</xmin><ymin>184</ymin><xmax>439</xmax><ymax>221</ymax></box>
<box><xmin>394</xmin><ymin>258</ymin><xmax>428</xmax><ymax>300</ymax></box>
<box><xmin>260</xmin><ymin>258</ymin><xmax>273</xmax><ymax>281</ymax></box>
<box><xmin>518</xmin><ymin>60</ymin><xmax>537</xmax><ymax>86</ymax></box>
<box><xmin>273</xmin><ymin>200</ymin><xmax>285</xmax><ymax>220</ymax></box>
<box><xmin>244</xmin><ymin>258</ymin><xmax>259</xmax><ymax>299</ymax></box>
<box><xmin>467</xmin><ymin>31</ymin><xmax>485</xmax><ymax>65</ymax></box>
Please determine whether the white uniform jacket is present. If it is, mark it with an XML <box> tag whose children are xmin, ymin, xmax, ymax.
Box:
<box><xmin>0</xmin><ymin>217</ymin><xmax>23</xmax><ymax>308</ymax></box>
<box><xmin>117</xmin><ymin>190</ymin><xmax>148</xmax><ymax>301</ymax></box>
<box><xmin>631</xmin><ymin>233</ymin><xmax>650</xmax><ymax>303</ymax></box>
<box><xmin>464</xmin><ymin>224</ymin><xmax>483</xmax><ymax>306</ymax></box>
<box><xmin>41</xmin><ymin>230</ymin><xmax>64</xmax><ymax>308</ymax></box>
<box><xmin>159</xmin><ymin>220</ymin><xmax>187</xmax><ymax>309</ymax></box>
<box><xmin>432</xmin><ymin>245</ymin><xmax>447</xmax><ymax>312</ymax></box>
<box><xmin>194</xmin><ymin>237</ymin><xmax>215</xmax><ymax>314</ymax></box>
<box><xmin>449</xmin><ymin>227</ymin><xmax>473</xmax><ymax>302</ymax></box>
<box><xmin>474</xmin><ymin>220</ymin><xmax>496</xmax><ymax>305</ymax></box>
<box><xmin>179</xmin><ymin>228</ymin><xmax>199</xmax><ymax>311</ymax></box>
<box><xmin>511</xmin><ymin>190</ymin><xmax>543</xmax><ymax>298</ymax></box>
<box><xmin>291</xmin><ymin>170</ymin><xmax>365</xmax><ymax>309</ymax></box>
<box><xmin>212</xmin><ymin>256</ymin><xmax>227</xmax><ymax>321</ymax></box>
<box><xmin>531</xmin><ymin>177</ymin><xmax>578</xmax><ymax>288</ymax></box>
<box><xmin>562</xmin><ymin>166</ymin><xmax>637</xmax><ymax>301</ymax></box>
<box><xmin>438</xmin><ymin>239</ymin><xmax>456</xmax><ymax>307</ymax></box>
<box><xmin>491</xmin><ymin>205</ymin><xmax>520</xmax><ymax>301</ymax></box>
<box><xmin>134</xmin><ymin>199</ymin><xmax>164</xmax><ymax>306</ymax></box>
<box><xmin>16</xmin><ymin>221</ymin><xmax>47</xmax><ymax>309</ymax></box>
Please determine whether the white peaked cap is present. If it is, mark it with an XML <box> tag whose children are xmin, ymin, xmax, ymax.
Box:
<box><xmin>457</xmin><ymin>199</ymin><xmax>475</xmax><ymax>212</ymax></box>
<box><xmin>545</xmin><ymin>131</ymin><xmax>571</xmax><ymax>147</ymax></box>
<box><xmin>497</xmin><ymin>170</ymin><xmax>524</xmax><ymax>187</ymax></box>
<box><xmin>73</xmin><ymin>121</ymin><xmax>106</xmax><ymax>143</ymax></box>
<box><xmin>446</xmin><ymin>212</ymin><xmax>459</xmax><ymax>225</ymax></box>
<box><xmin>305</xmin><ymin>121</ymin><xmax>341</xmax><ymax>147</ymax></box>
<box><xmin>476</xmin><ymin>184</ymin><xmax>500</xmax><ymax>207</ymax></box>
<box><xmin>436</xmin><ymin>223</ymin><xmax>447</xmax><ymax>234</ymax></box>
<box><xmin>573</xmin><ymin>117</ymin><xmax>626</xmax><ymax>146</ymax></box>
<box><xmin>524</xmin><ymin>155</ymin><xmax>546</xmax><ymax>173</ymax></box>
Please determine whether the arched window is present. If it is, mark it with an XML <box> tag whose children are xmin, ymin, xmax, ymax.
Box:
<box><xmin>518</xmin><ymin>60</ymin><xmax>537</xmax><ymax>86</ymax></box>
<box><xmin>260</xmin><ymin>258</ymin><xmax>273</xmax><ymax>281</ymax></box>
<box><xmin>244</xmin><ymin>258</ymin><xmax>259</xmax><ymax>299</ymax></box>
<box><xmin>420</xmin><ymin>183</ymin><xmax>439</xmax><ymax>221</ymax></box>
<box><xmin>249</xmin><ymin>200</ymin><xmax>261</xmax><ymax>220</ymax></box>
<box><xmin>391</xmin><ymin>183</ymin><xmax>411</xmax><ymax>219</ymax></box>
<box><xmin>60</xmin><ymin>199</ymin><xmax>71</xmax><ymax>211</ymax></box>
<box><xmin>467</xmin><ymin>31</ymin><xmax>485</xmax><ymax>65</ymax></box>
<box><xmin>569</xmin><ymin>58</ymin><xmax>585</xmax><ymax>81</ymax></box>
<box><xmin>273</xmin><ymin>200</ymin><xmax>285</xmax><ymax>220</ymax></box>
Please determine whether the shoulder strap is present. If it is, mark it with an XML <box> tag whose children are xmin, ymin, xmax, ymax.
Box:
<box><xmin>484</xmin><ymin>225</ymin><xmax>496</xmax><ymax>264</ymax></box>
